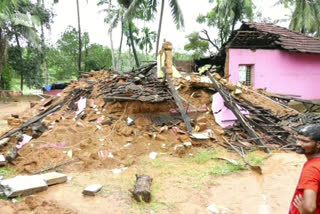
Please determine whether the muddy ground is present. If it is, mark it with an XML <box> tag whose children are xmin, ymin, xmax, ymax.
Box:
<box><xmin>0</xmin><ymin>97</ymin><xmax>306</xmax><ymax>214</ymax></box>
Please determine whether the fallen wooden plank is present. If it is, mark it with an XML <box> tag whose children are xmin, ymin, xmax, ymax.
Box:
<box><xmin>206</xmin><ymin>71</ymin><xmax>270</xmax><ymax>153</ymax></box>
<box><xmin>162</xmin><ymin>67</ymin><xmax>193</xmax><ymax>132</ymax></box>
<box><xmin>0</xmin><ymin>104</ymin><xmax>61</xmax><ymax>141</ymax></box>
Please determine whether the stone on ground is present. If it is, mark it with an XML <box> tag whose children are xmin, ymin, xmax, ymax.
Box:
<box><xmin>82</xmin><ymin>184</ymin><xmax>103</xmax><ymax>196</ymax></box>
<box><xmin>0</xmin><ymin>175</ymin><xmax>48</xmax><ymax>197</ymax></box>
<box><xmin>40</xmin><ymin>172</ymin><xmax>67</xmax><ymax>186</ymax></box>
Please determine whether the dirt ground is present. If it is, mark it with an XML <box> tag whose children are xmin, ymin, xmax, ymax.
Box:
<box><xmin>0</xmin><ymin>97</ymin><xmax>307</xmax><ymax>214</ymax></box>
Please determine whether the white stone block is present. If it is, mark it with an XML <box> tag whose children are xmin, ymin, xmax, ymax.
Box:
<box><xmin>0</xmin><ymin>175</ymin><xmax>48</xmax><ymax>197</ymax></box>
<box><xmin>82</xmin><ymin>184</ymin><xmax>102</xmax><ymax>196</ymax></box>
<box><xmin>40</xmin><ymin>172</ymin><xmax>67</xmax><ymax>186</ymax></box>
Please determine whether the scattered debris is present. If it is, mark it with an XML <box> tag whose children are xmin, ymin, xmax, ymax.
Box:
<box><xmin>5</xmin><ymin>147</ymin><xmax>18</xmax><ymax>162</ymax></box>
<box><xmin>82</xmin><ymin>184</ymin><xmax>103</xmax><ymax>196</ymax></box>
<box><xmin>149</xmin><ymin>152</ymin><xmax>158</xmax><ymax>160</ymax></box>
<box><xmin>191</xmin><ymin>129</ymin><xmax>216</xmax><ymax>140</ymax></box>
<box><xmin>207</xmin><ymin>203</ymin><xmax>231</xmax><ymax>214</ymax></box>
<box><xmin>0</xmin><ymin>138</ymin><xmax>9</xmax><ymax>147</ymax></box>
<box><xmin>112</xmin><ymin>167</ymin><xmax>128</xmax><ymax>174</ymax></box>
<box><xmin>0</xmin><ymin>154</ymin><xmax>7</xmax><ymax>166</ymax></box>
<box><xmin>16</xmin><ymin>134</ymin><xmax>32</xmax><ymax>149</ymax></box>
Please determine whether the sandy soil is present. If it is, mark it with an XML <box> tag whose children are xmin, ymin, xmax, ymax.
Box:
<box><xmin>35</xmin><ymin>152</ymin><xmax>304</xmax><ymax>214</ymax></box>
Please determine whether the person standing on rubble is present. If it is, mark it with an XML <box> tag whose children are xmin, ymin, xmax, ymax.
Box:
<box><xmin>289</xmin><ymin>124</ymin><xmax>320</xmax><ymax>214</ymax></box>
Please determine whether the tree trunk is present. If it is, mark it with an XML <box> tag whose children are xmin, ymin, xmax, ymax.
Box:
<box><xmin>155</xmin><ymin>0</ymin><xmax>165</xmax><ymax>58</ymax></box>
<box><xmin>109</xmin><ymin>29</ymin><xmax>116</xmax><ymax>70</ymax></box>
<box><xmin>0</xmin><ymin>56</ymin><xmax>3</xmax><ymax>88</ymax></box>
<box><xmin>129</xmin><ymin>22</ymin><xmax>140</xmax><ymax>68</ymax></box>
<box><xmin>0</xmin><ymin>28</ymin><xmax>3</xmax><ymax>84</ymax></box>
<box><xmin>116</xmin><ymin>19</ymin><xmax>124</xmax><ymax>71</ymax></box>
<box><xmin>14</xmin><ymin>29</ymin><xmax>23</xmax><ymax>92</ymax></box>
<box><xmin>76</xmin><ymin>0</ymin><xmax>82</xmax><ymax>77</ymax></box>
<box><xmin>38</xmin><ymin>0</ymin><xmax>49</xmax><ymax>85</ymax></box>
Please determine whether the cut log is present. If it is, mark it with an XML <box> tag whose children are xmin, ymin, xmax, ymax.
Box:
<box><xmin>129</xmin><ymin>174</ymin><xmax>152</xmax><ymax>203</ymax></box>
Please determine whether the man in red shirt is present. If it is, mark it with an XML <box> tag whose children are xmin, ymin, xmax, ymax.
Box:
<box><xmin>289</xmin><ymin>124</ymin><xmax>320</xmax><ymax>214</ymax></box>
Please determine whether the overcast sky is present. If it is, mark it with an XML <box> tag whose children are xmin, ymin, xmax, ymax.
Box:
<box><xmin>45</xmin><ymin>0</ymin><xmax>290</xmax><ymax>52</ymax></box>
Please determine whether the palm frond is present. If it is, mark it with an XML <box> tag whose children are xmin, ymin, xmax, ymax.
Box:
<box><xmin>123</xmin><ymin>0</ymin><xmax>143</xmax><ymax>21</ymax></box>
<box><xmin>11</xmin><ymin>13</ymin><xmax>33</xmax><ymax>28</ymax></box>
<box><xmin>168</xmin><ymin>0</ymin><xmax>184</xmax><ymax>29</ymax></box>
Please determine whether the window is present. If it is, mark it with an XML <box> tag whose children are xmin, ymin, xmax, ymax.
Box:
<box><xmin>238</xmin><ymin>65</ymin><xmax>253</xmax><ymax>86</ymax></box>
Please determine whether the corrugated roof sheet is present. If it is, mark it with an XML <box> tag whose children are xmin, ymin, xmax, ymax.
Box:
<box><xmin>233</xmin><ymin>22</ymin><xmax>320</xmax><ymax>54</ymax></box>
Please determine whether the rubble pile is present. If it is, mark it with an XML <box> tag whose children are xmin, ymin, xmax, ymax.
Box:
<box><xmin>0</xmin><ymin>70</ymin><xmax>215</xmax><ymax>174</ymax></box>
<box><xmin>0</xmin><ymin>68</ymin><xmax>319</xmax><ymax>175</ymax></box>
<box><xmin>208</xmin><ymin>73</ymin><xmax>320</xmax><ymax>152</ymax></box>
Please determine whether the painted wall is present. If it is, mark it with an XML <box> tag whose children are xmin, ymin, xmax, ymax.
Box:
<box><xmin>228</xmin><ymin>49</ymin><xmax>320</xmax><ymax>100</ymax></box>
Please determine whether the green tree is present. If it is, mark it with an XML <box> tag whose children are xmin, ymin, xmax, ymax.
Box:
<box><xmin>279</xmin><ymin>0</ymin><xmax>320</xmax><ymax>37</ymax></box>
<box><xmin>98</xmin><ymin>0</ymin><xmax>125</xmax><ymax>70</ymax></box>
<box><xmin>197</xmin><ymin>0</ymin><xmax>254</xmax><ymax>51</ymax></box>
<box><xmin>36</xmin><ymin>0</ymin><xmax>53</xmax><ymax>85</ymax></box>
<box><xmin>137</xmin><ymin>27</ymin><xmax>156</xmax><ymax>55</ymax></box>
<box><xmin>8</xmin><ymin>45</ymin><xmax>43</xmax><ymax>90</ymax></box>
<box><xmin>54</xmin><ymin>27</ymin><xmax>79</xmax><ymax>79</ymax></box>
<box><xmin>0</xmin><ymin>0</ymin><xmax>36</xmax><ymax>87</ymax></box>
<box><xmin>0</xmin><ymin>0</ymin><xmax>48</xmax><ymax>90</ymax></box>
<box><xmin>124</xmin><ymin>0</ymin><xmax>184</xmax><ymax>56</ymax></box>
<box><xmin>118</xmin><ymin>0</ymin><xmax>144</xmax><ymax>67</ymax></box>
<box><xmin>184</xmin><ymin>32</ymin><xmax>209</xmax><ymax>59</ymax></box>
<box><xmin>84</xmin><ymin>44</ymin><xmax>112</xmax><ymax>72</ymax></box>
<box><xmin>47</xmin><ymin>26</ymin><xmax>112</xmax><ymax>81</ymax></box>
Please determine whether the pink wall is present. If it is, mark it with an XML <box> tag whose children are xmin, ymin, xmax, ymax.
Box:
<box><xmin>228</xmin><ymin>49</ymin><xmax>320</xmax><ymax>100</ymax></box>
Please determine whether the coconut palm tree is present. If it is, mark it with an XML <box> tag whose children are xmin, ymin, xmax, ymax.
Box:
<box><xmin>124</xmin><ymin>0</ymin><xmax>184</xmax><ymax>57</ymax></box>
<box><xmin>137</xmin><ymin>27</ymin><xmax>156</xmax><ymax>55</ymax></box>
<box><xmin>117</xmin><ymin>0</ymin><xmax>146</xmax><ymax>67</ymax></box>
<box><xmin>98</xmin><ymin>0</ymin><xmax>125</xmax><ymax>70</ymax></box>
<box><xmin>76</xmin><ymin>0</ymin><xmax>82</xmax><ymax>75</ymax></box>
<box><xmin>0</xmin><ymin>0</ymin><xmax>41</xmax><ymax>86</ymax></box>
<box><xmin>283</xmin><ymin>0</ymin><xmax>320</xmax><ymax>37</ymax></box>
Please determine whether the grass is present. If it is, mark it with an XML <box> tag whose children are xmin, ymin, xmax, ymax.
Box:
<box><xmin>188</xmin><ymin>148</ymin><xmax>268</xmax><ymax>177</ymax></box>
<box><xmin>189</xmin><ymin>148</ymin><xmax>219</xmax><ymax>164</ymax></box>
<box><xmin>207</xmin><ymin>161</ymin><xmax>246</xmax><ymax>176</ymax></box>
<box><xmin>0</xmin><ymin>167</ymin><xmax>17</xmax><ymax>178</ymax></box>
<box><xmin>247</xmin><ymin>151</ymin><xmax>265</xmax><ymax>166</ymax></box>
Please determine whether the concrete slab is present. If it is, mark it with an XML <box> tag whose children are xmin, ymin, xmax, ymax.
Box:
<box><xmin>40</xmin><ymin>172</ymin><xmax>67</xmax><ymax>186</ymax></box>
<box><xmin>0</xmin><ymin>154</ymin><xmax>7</xmax><ymax>166</ymax></box>
<box><xmin>0</xmin><ymin>175</ymin><xmax>48</xmax><ymax>197</ymax></box>
<box><xmin>82</xmin><ymin>184</ymin><xmax>102</xmax><ymax>196</ymax></box>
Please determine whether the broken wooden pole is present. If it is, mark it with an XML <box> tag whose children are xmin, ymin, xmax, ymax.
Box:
<box><xmin>0</xmin><ymin>104</ymin><xmax>61</xmax><ymax>141</ymax></box>
<box><xmin>162</xmin><ymin>67</ymin><xmax>193</xmax><ymax>132</ymax></box>
<box><xmin>206</xmin><ymin>71</ymin><xmax>270</xmax><ymax>153</ymax></box>
<box><xmin>129</xmin><ymin>174</ymin><xmax>152</xmax><ymax>203</ymax></box>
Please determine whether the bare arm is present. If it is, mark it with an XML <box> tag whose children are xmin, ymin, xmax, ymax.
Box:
<box><xmin>294</xmin><ymin>189</ymin><xmax>317</xmax><ymax>214</ymax></box>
